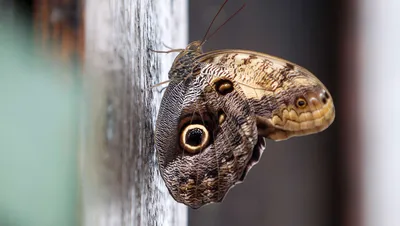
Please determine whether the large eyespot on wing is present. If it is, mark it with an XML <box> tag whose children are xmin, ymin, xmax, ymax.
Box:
<box><xmin>196</xmin><ymin>50</ymin><xmax>335</xmax><ymax>140</ymax></box>
<box><xmin>155</xmin><ymin>64</ymin><xmax>260</xmax><ymax>208</ymax></box>
<box><xmin>179</xmin><ymin>124</ymin><xmax>210</xmax><ymax>154</ymax></box>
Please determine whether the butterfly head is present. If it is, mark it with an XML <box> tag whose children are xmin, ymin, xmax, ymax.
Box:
<box><xmin>168</xmin><ymin>41</ymin><xmax>205</xmax><ymax>80</ymax></box>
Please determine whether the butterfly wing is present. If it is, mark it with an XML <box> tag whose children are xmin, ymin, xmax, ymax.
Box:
<box><xmin>196</xmin><ymin>50</ymin><xmax>335</xmax><ymax>141</ymax></box>
<box><xmin>155</xmin><ymin>63</ymin><xmax>261</xmax><ymax>208</ymax></box>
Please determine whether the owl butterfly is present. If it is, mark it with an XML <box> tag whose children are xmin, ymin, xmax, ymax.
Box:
<box><xmin>154</xmin><ymin>1</ymin><xmax>335</xmax><ymax>209</ymax></box>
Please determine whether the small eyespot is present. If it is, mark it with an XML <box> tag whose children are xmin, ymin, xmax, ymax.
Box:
<box><xmin>180</xmin><ymin>124</ymin><xmax>209</xmax><ymax>154</ymax></box>
<box><xmin>323</xmin><ymin>90</ymin><xmax>330</xmax><ymax>99</ymax></box>
<box><xmin>214</xmin><ymin>78</ymin><xmax>234</xmax><ymax>95</ymax></box>
<box><xmin>321</xmin><ymin>90</ymin><xmax>330</xmax><ymax>104</ymax></box>
<box><xmin>296</xmin><ymin>98</ymin><xmax>307</xmax><ymax>108</ymax></box>
<box><xmin>218</xmin><ymin>110</ymin><xmax>226</xmax><ymax>124</ymax></box>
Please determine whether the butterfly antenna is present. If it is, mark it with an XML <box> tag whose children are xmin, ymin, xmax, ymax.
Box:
<box><xmin>204</xmin><ymin>3</ymin><xmax>246</xmax><ymax>44</ymax></box>
<box><xmin>200</xmin><ymin>0</ymin><xmax>230</xmax><ymax>46</ymax></box>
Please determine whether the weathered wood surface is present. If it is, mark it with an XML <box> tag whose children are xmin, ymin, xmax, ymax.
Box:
<box><xmin>82</xmin><ymin>0</ymin><xmax>188</xmax><ymax>226</ymax></box>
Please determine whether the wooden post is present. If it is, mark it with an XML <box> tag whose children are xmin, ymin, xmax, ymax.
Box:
<box><xmin>82</xmin><ymin>1</ymin><xmax>188</xmax><ymax>226</ymax></box>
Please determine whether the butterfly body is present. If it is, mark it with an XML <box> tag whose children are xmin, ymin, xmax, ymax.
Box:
<box><xmin>155</xmin><ymin>41</ymin><xmax>335</xmax><ymax>208</ymax></box>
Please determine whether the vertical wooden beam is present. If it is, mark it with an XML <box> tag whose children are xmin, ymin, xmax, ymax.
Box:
<box><xmin>82</xmin><ymin>1</ymin><xmax>188</xmax><ymax>226</ymax></box>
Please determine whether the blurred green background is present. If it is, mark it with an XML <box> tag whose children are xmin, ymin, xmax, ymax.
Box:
<box><xmin>0</xmin><ymin>18</ymin><xmax>80</xmax><ymax>226</ymax></box>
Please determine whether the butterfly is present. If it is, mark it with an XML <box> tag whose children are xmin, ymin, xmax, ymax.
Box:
<box><xmin>154</xmin><ymin>1</ymin><xmax>335</xmax><ymax>209</ymax></box>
